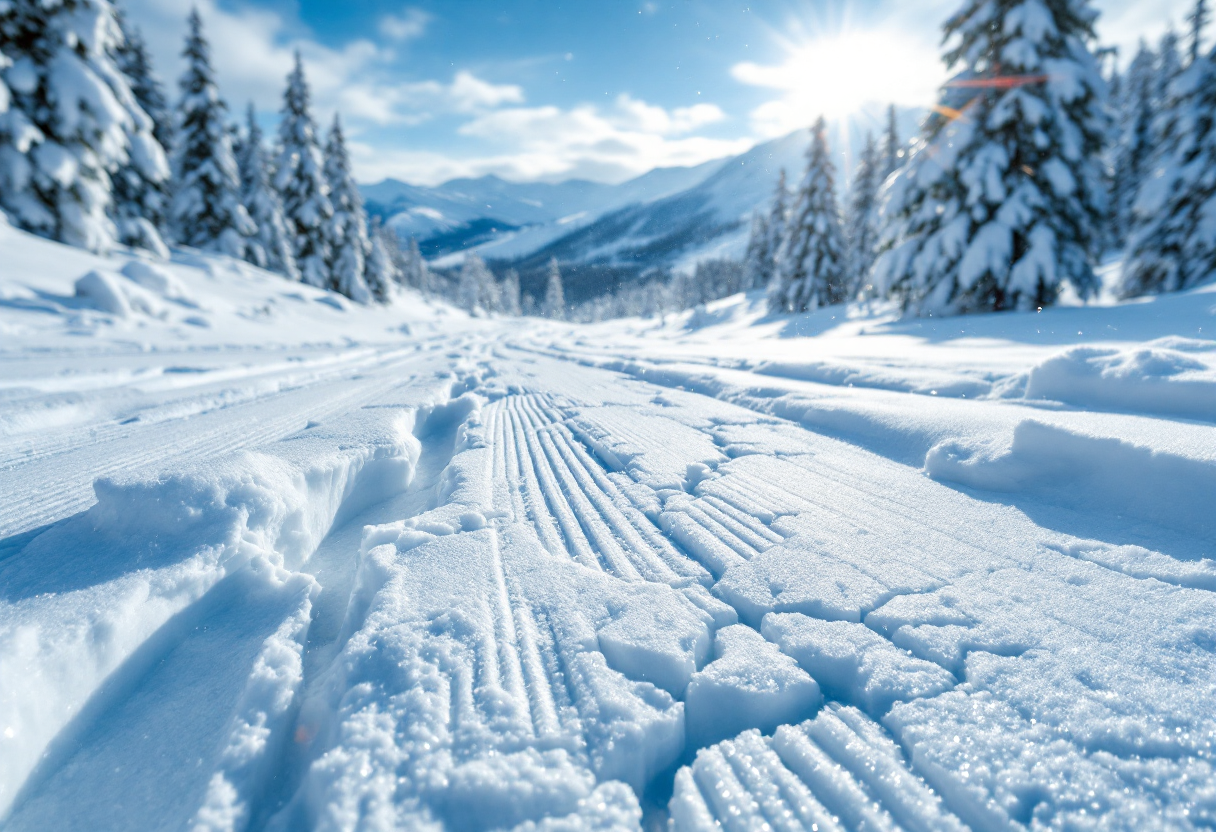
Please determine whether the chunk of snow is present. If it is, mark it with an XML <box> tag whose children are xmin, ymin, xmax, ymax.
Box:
<box><xmin>73</xmin><ymin>269</ymin><xmax>165</xmax><ymax>319</ymax></box>
<box><xmin>684</xmin><ymin>624</ymin><xmax>821</xmax><ymax>747</ymax></box>
<box><xmin>762</xmin><ymin>612</ymin><xmax>955</xmax><ymax>714</ymax></box>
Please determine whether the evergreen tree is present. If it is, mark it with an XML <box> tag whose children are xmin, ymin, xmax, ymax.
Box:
<box><xmin>1156</xmin><ymin>31</ymin><xmax>1182</xmax><ymax>107</ymax></box>
<box><xmin>1122</xmin><ymin>42</ymin><xmax>1216</xmax><ymax>296</ymax></box>
<box><xmin>542</xmin><ymin>257</ymin><xmax>566</xmax><ymax>319</ymax></box>
<box><xmin>111</xmin><ymin>8</ymin><xmax>170</xmax><ymax>256</ymax></box>
<box><xmin>845</xmin><ymin>131</ymin><xmax>882</xmax><ymax>296</ymax></box>
<box><xmin>770</xmin><ymin>117</ymin><xmax>848</xmax><ymax>313</ymax></box>
<box><xmin>0</xmin><ymin>0</ymin><xmax>162</xmax><ymax>251</ymax></box>
<box><xmin>323</xmin><ymin>114</ymin><xmax>371</xmax><ymax>303</ymax></box>
<box><xmin>170</xmin><ymin>10</ymin><xmax>253</xmax><ymax>257</ymax></box>
<box><xmin>238</xmin><ymin>103</ymin><xmax>297</xmax><ymax>279</ymax></box>
<box><xmin>276</xmin><ymin>52</ymin><xmax>332</xmax><ymax>288</ymax></box>
<box><xmin>458</xmin><ymin>254</ymin><xmax>493</xmax><ymax>313</ymax></box>
<box><xmin>1110</xmin><ymin>43</ymin><xmax>1157</xmax><ymax>249</ymax></box>
<box><xmin>364</xmin><ymin>218</ymin><xmax>398</xmax><ymax>303</ymax></box>
<box><xmin>693</xmin><ymin>258</ymin><xmax>745</xmax><ymax>303</ymax></box>
<box><xmin>399</xmin><ymin>235</ymin><xmax>431</xmax><ymax>292</ymax></box>
<box><xmin>881</xmin><ymin>104</ymin><xmax>903</xmax><ymax>179</ymax></box>
<box><xmin>500</xmin><ymin>268</ymin><xmax>522</xmax><ymax>315</ymax></box>
<box><xmin>1188</xmin><ymin>0</ymin><xmax>1210</xmax><ymax>64</ymax></box>
<box><xmin>113</xmin><ymin>10</ymin><xmax>171</xmax><ymax>149</ymax></box>
<box><xmin>874</xmin><ymin>0</ymin><xmax>1109</xmax><ymax>315</ymax></box>
<box><xmin>741</xmin><ymin>211</ymin><xmax>771</xmax><ymax>290</ymax></box>
<box><xmin>761</xmin><ymin>169</ymin><xmax>789</xmax><ymax>287</ymax></box>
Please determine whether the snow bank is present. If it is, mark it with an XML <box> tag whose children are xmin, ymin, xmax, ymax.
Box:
<box><xmin>925</xmin><ymin>417</ymin><xmax>1216</xmax><ymax>537</ymax></box>
<box><xmin>1024</xmin><ymin>338</ymin><xmax>1216</xmax><ymax>421</ymax></box>
<box><xmin>0</xmin><ymin>407</ymin><xmax>421</xmax><ymax>818</ymax></box>
<box><xmin>752</xmin><ymin>357</ymin><xmax>992</xmax><ymax>399</ymax></box>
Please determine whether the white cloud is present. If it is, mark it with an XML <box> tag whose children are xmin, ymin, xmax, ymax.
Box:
<box><xmin>613</xmin><ymin>94</ymin><xmax>725</xmax><ymax>134</ymax></box>
<box><xmin>379</xmin><ymin>8</ymin><xmax>430</xmax><ymax>42</ymax></box>
<box><xmin>441</xmin><ymin>97</ymin><xmax>749</xmax><ymax>184</ymax></box>
<box><xmin>448</xmin><ymin>71</ymin><xmax>526</xmax><ymax>112</ymax></box>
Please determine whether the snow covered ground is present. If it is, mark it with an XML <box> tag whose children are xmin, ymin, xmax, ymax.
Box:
<box><xmin>2</xmin><ymin>222</ymin><xmax>1215</xmax><ymax>830</ymax></box>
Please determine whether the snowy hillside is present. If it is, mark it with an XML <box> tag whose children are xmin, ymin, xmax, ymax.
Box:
<box><xmin>3</xmin><ymin>222</ymin><xmax>1216</xmax><ymax>830</ymax></box>
<box><xmin>362</xmin><ymin>108</ymin><xmax>921</xmax><ymax>273</ymax></box>
<box><xmin>363</xmin><ymin>160</ymin><xmax>727</xmax><ymax>261</ymax></box>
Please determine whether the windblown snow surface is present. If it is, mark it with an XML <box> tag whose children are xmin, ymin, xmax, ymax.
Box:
<box><xmin>2</xmin><ymin>220</ymin><xmax>1216</xmax><ymax>831</ymax></box>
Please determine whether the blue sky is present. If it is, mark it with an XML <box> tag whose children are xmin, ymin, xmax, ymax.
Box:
<box><xmin>124</xmin><ymin>0</ymin><xmax>1195</xmax><ymax>186</ymax></box>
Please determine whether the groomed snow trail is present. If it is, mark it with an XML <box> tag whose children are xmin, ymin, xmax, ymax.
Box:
<box><xmin>2</xmin><ymin>316</ymin><xmax>1215</xmax><ymax>830</ymax></box>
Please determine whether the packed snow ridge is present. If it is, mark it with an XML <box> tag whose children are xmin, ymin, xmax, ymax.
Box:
<box><xmin>2</xmin><ymin>219</ymin><xmax>1216</xmax><ymax>830</ymax></box>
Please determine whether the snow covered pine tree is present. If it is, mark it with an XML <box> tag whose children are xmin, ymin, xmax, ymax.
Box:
<box><xmin>845</xmin><ymin>131</ymin><xmax>882</xmax><ymax>296</ymax></box>
<box><xmin>499</xmin><ymin>268</ymin><xmax>522</xmax><ymax>316</ymax></box>
<box><xmin>111</xmin><ymin>8</ymin><xmax>170</xmax><ymax>257</ymax></box>
<box><xmin>400</xmin><ymin>236</ymin><xmax>431</xmax><ymax>293</ymax></box>
<box><xmin>364</xmin><ymin>218</ymin><xmax>398</xmax><ymax>303</ymax></box>
<box><xmin>741</xmin><ymin>211</ymin><xmax>771</xmax><ymax>290</ymax></box>
<box><xmin>881</xmin><ymin>103</ymin><xmax>903</xmax><ymax>179</ymax></box>
<box><xmin>1156</xmin><ymin>30</ymin><xmax>1183</xmax><ymax>106</ymax></box>
<box><xmin>170</xmin><ymin>9</ymin><xmax>253</xmax><ymax>258</ymax></box>
<box><xmin>875</xmin><ymin>0</ymin><xmax>1109</xmax><ymax>315</ymax></box>
<box><xmin>1122</xmin><ymin>7</ymin><xmax>1216</xmax><ymax>296</ymax></box>
<box><xmin>542</xmin><ymin>257</ymin><xmax>566</xmax><ymax>319</ymax></box>
<box><xmin>0</xmin><ymin>0</ymin><xmax>164</xmax><ymax>251</ymax></box>
<box><xmin>762</xmin><ymin>170</ymin><xmax>790</xmax><ymax>288</ymax></box>
<box><xmin>276</xmin><ymin>52</ymin><xmax>332</xmax><ymax>289</ymax></box>
<box><xmin>237</xmin><ymin>102</ymin><xmax>298</xmax><ymax>280</ymax></box>
<box><xmin>743</xmin><ymin>170</ymin><xmax>797</xmax><ymax>292</ymax></box>
<box><xmin>770</xmin><ymin>117</ymin><xmax>848</xmax><ymax>313</ymax></box>
<box><xmin>458</xmin><ymin>254</ymin><xmax>495</xmax><ymax>314</ymax></box>
<box><xmin>323</xmin><ymin>115</ymin><xmax>371</xmax><ymax>303</ymax></box>
<box><xmin>1110</xmin><ymin>42</ymin><xmax>1158</xmax><ymax>249</ymax></box>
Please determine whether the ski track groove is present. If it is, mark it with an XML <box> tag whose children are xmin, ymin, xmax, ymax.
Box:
<box><xmin>491</xmin><ymin>393</ymin><xmax>711</xmax><ymax>586</ymax></box>
<box><xmin>537</xmin><ymin>611</ymin><xmax>590</xmax><ymax>762</ymax></box>
<box><xmin>513</xmin><ymin>397</ymin><xmax>600</xmax><ymax>569</ymax></box>
<box><xmin>677</xmin><ymin>702</ymin><xmax>974</xmax><ymax>832</ymax></box>
<box><xmin>505</xmin><ymin>402</ymin><xmax>568</xmax><ymax>559</ymax></box>
<box><xmin>551</xmin><ymin>422</ymin><xmax>706</xmax><ymax>583</ymax></box>
<box><xmin>701</xmin><ymin>493</ymin><xmax>784</xmax><ymax>546</ymax></box>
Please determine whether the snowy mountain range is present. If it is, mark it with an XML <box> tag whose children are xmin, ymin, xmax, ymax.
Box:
<box><xmin>361</xmin><ymin>109</ymin><xmax>921</xmax><ymax>282</ymax></box>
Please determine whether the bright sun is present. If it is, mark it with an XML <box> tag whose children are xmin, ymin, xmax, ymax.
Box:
<box><xmin>732</xmin><ymin>27</ymin><xmax>946</xmax><ymax>132</ymax></box>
